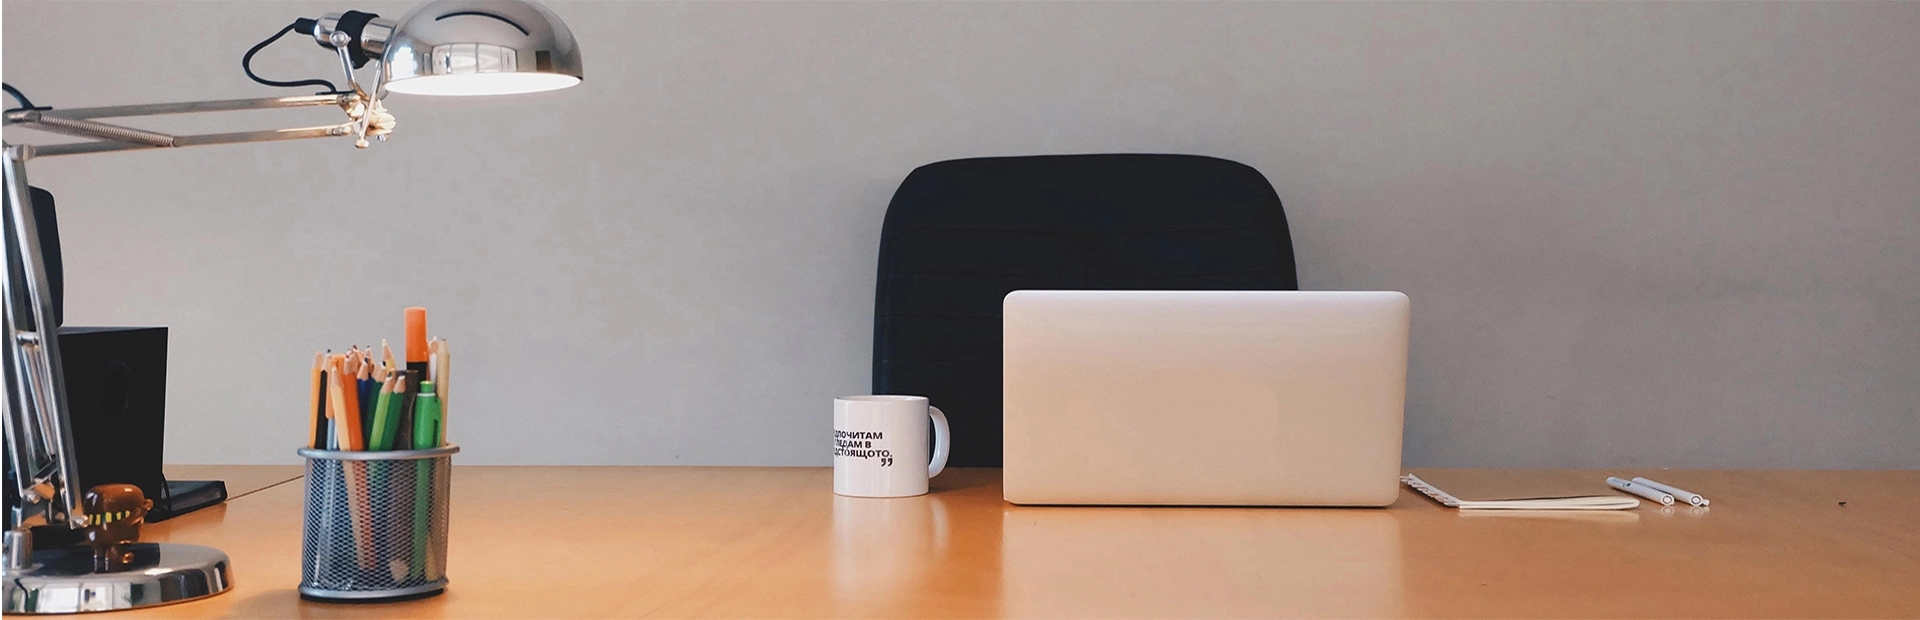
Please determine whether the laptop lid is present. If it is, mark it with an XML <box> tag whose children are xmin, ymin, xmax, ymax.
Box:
<box><xmin>1002</xmin><ymin>290</ymin><xmax>1408</xmax><ymax>506</ymax></box>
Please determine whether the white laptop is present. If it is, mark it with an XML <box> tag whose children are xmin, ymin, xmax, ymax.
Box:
<box><xmin>1002</xmin><ymin>290</ymin><xmax>1409</xmax><ymax>506</ymax></box>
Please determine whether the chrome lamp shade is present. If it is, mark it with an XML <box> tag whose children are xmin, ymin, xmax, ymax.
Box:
<box><xmin>382</xmin><ymin>0</ymin><xmax>584</xmax><ymax>96</ymax></box>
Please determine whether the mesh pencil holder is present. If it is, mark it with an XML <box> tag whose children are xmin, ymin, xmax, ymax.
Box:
<box><xmin>297</xmin><ymin>445</ymin><xmax>459</xmax><ymax>601</ymax></box>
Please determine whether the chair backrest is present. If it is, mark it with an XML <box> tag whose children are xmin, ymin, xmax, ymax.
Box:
<box><xmin>872</xmin><ymin>154</ymin><xmax>1297</xmax><ymax>466</ymax></box>
<box><xmin>3</xmin><ymin>186</ymin><xmax>64</xmax><ymax>326</ymax></box>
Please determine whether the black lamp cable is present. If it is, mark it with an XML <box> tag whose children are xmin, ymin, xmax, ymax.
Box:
<box><xmin>242</xmin><ymin>21</ymin><xmax>345</xmax><ymax>94</ymax></box>
<box><xmin>3</xmin><ymin>82</ymin><xmax>41</xmax><ymax>112</ymax></box>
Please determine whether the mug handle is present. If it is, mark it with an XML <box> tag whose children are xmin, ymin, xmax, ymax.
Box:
<box><xmin>928</xmin><ymin>405</ymin><xmax>950</xmax><ymax>478</ymax></box>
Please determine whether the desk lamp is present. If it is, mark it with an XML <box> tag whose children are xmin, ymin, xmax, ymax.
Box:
<box><xmin>2</xmin><ymin>0</ymin><xmax>581</xmax><ymax>612</ymax></box>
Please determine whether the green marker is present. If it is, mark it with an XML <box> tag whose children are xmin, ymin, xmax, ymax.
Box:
<box><xmin>410</xmin><ymin>381</ymin><xmax>442</xmax><ymax>580</ymax></box>
<box><xmin>411</xmin><ymin>381</ymin><xmax>442</xmax><ymax>450</ymax></box>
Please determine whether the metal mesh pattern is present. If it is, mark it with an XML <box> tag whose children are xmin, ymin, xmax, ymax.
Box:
<box><xmin>300</xmin><ymin>451</ymin><xmax>453</xmax><ymax>598</ymax></box>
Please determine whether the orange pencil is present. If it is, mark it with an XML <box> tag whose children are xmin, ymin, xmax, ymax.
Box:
<box><xmin>326</xmin><ymin>356</ymin><xmax>350</xmax><ymax>449</ymax></box>
<box><xmin>308</xmin><ymin>352</ymin><xmax>325</xmax><ymax>449</ymax></box>
<box><xmin>336</xmin><ymin>358</ymin><xmax>366</xmax><ymax>452</ymax></box>
<box><xmin>326</xmin><ymin>356</ymin><xmax>375</xmax><ymax>568</ymax></box>
<box><xmin>344</xmin><ymin>461</ymin><xmax>374</xmax><ymax>568</ymax></box>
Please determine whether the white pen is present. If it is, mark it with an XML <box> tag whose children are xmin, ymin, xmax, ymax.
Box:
<box><xmin>1632</xmin><ymin>477</ymin><xmax>1709</xmax><ymax>507</ymax></box>
<box><xmin>1607</xmin><ymin>477</ymin><xmax>1673</xmax><ymax>506</ymax></box>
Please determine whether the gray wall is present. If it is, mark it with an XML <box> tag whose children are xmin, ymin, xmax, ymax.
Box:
<box><xmin>5</xmin><ymin>1</ymin><xmax>1916</xmax><ymax>468</ymax></box>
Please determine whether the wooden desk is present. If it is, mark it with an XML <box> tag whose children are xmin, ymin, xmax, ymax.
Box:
<box><xmin>121</xmin><ymin>467</ymin><xmax>1918</xmax><ymax>618</ymax></box>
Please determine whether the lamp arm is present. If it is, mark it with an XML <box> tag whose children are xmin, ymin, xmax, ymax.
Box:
<box><xmin>22</xmin><ymin>125</ymin><xmax>358</xmax><ymax>158</ymax></box>
<box><xmin>21</xmin><ymin>94</ymin><xmax>351</xmax><ymax>121</ymax></box>
<box><xmin>0</xmin><ymin>91</ymin><xmax>384</xmax><ymax>548</ymax></box>
<box><xmin>2</xmin><ymin>92</ymin><xmax>393</xmax><ymax>157</ymax></box>
<box><xmin>3</xmin><ymin>145</ymin><xmax>85</xmax><ymax>544</ymax></box>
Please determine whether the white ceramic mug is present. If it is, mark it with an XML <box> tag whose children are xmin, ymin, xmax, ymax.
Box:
<box><xmin>833</xmin><ymin>395</ymin><xmax>951</xmax><ymax>497</ymax></box>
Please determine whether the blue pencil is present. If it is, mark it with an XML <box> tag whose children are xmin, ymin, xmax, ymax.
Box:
<box><xmin>357</xmin><ymin>378</ymin><xmax>376</xmax><ymax>446</ymax></box>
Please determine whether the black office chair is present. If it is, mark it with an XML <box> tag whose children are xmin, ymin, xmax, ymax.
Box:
<box><xmin>3</xmin><ymin>187</ymin><xmax>64</xmax><ymax>326</ymax></box>
<box><xmin>872</xmin><ymin>154</ymin><xmax>1298</xmax><ymax>467</ymax></box>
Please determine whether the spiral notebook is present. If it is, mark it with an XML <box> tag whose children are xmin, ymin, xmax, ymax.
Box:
<box><xmin>1402</xmin><ymin>472</ymin><xmax>1640</xmax><ymax>510</ymax></box>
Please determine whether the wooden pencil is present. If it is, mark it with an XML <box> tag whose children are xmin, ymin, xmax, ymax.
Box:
<box><xmin>434</xmin><ymin>339</ymin><xmax>450</xmax><ymax>443</ymax></box>
<box><xmin>337</xmin><ymin>358</ymin><xmax>366</xmax><ymax>451</ymax></box>
<box><xmin>325</xmin><ymin>356</ymin><xmax>375</xmax><ymax>569</ymax></box>
<box><xmin>326</xmin><ymin>356</ymin><xmax>349</xmax><ymax>449</ymax></box>
<box><xmin>308</xmin><ymin>352</ymin><xmax>325</xmax><ymax>449</ymax></box>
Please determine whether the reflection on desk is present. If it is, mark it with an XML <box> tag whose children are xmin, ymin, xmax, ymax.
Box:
<box><xmin>1003</xmin><ymin>505</ymin><xmax>1402</xmax><ymax>617</ymax></box>
<box><xmin>111</xmin><ymin>467</ymin><xmax>1920</xmax><ymax>618</ymax></box>
<box><xmin>833</xmin><ymin>492</ymin><xmax>950</xmax><ymax>605</ymax></box>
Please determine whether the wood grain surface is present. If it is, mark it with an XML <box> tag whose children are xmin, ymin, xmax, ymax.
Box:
<box><xmin>110</xmin><ymin>466</ymin><xmax>1919</xmax><ymax>618</ymax></box>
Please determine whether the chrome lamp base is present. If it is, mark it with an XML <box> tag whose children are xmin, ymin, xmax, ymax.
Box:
<box><xmin>3</xmin><ymin>542</ymin><xmax>231</xmax><ymax>614</ymax></box>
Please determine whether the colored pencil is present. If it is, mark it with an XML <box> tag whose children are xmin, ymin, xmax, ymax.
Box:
<box><xmin>434</xmin><ymin>339</ymin><xmax>450</xmax><ymax>443</ymax></box>
<box><xmin>396</xmin><ymin>370</ymin><xmax>418</xmax><ymax>450</ymax></box>
<box><xmin>326</xmin><ymin>356</ymin><xmax>375</xmax><ymax>569</ymax></box>
<box><xmin>369</xmin><ymin>375</ymin><xmax>398</xmax><ymax>451</ymax></box>
<box><xmin>309</xmin><ymin>352</ymin><xmax>326</xmax><ymax>449</ymax></box>
<box><xmin>326</xmin><ymin>356</ymin><xmax>350</xmax><ymax>450</ymax></box>
<box><xmin>426</xmin><ymin>341</ymin><xmax>448</xmax><ymax>579</ymax></box>
<box><xmin>366</xmin><ymin>374</ymin><xmax>398</xmax><ymax>583</ymax></box>
<box><xmin>335</xmin><ymin>358</ymin><xmax>366</xmax><ymax>452</ymax></box>
<box><xmin>356</xmin><ymin>352</ymin><xmax>377</xmax><ymax>447</ymax></box>
<box><xmin>426</xmin><ymin>458</ymin><xmax>445</xmax><ymax>581</ymax></box>
<box><xmin>412</xmin><ymin>456</ymin><xmax>431</xmax><ymax>580</ymax></box>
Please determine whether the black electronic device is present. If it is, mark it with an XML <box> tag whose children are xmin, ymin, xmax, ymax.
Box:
<box><xmin>2</xmin><ymin>186</ymin><xmax>224</xmax><ymax>524</ymax></box>
<box><xmin>56</xmin><ymin>326</ymin><xmax>224</xmax><ymax>521</ymax></box>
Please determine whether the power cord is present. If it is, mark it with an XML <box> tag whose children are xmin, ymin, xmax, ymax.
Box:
<box><xmin>4</xmin><ymin>82</ymin><xmax>42</xmax><ymax>112</ymax></box>
<box><xmin>242</xmin><ymin>21</ymin><xmax>345</xmax><ymax>94</ymax></box>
